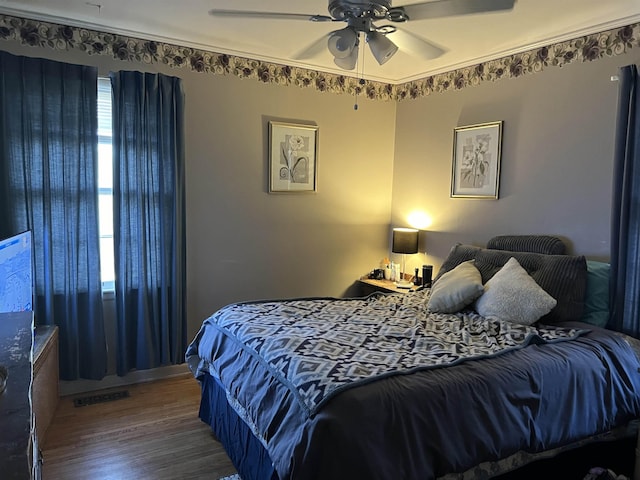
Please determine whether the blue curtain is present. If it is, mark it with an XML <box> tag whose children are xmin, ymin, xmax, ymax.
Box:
<box><xmin>0</xmin><ymin>51</ymin><xmax>107</xmax><ymax>380</ymax></box>
<box><xmin>110</xmin><ymin>71</ymin><xmax>186</xmax><ymax>376</ymax></box>
<box><xmin>610</xmin><ymin>65</ymin><xmax>640</xmax><ymax>337</ymax></box>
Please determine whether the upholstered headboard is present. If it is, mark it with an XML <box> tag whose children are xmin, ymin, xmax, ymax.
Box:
<box><xmin>434</xmin><ymin>236</ymin><xmax>588</xmax><ymax>324</ymax></box>
<box><xmin>486</xmin><ymin>235</ymin><xmax>566</xmax><ymax>255</ymax></box>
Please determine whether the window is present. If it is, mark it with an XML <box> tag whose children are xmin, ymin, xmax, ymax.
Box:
<box><xmin>97</xmin><ymin>78</ymin><xmax>114</xmax><ymax>292</ymax></box>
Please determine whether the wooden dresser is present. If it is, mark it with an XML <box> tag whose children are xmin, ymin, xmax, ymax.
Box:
<box><xmin>33</xmin><ymin>325</ymin><xmax>59</xmax><ymax>444</ymax></box>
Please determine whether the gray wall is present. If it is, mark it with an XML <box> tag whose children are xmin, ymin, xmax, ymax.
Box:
<box><xmin>393</xmin><ymin>51</ymin><xmax>640</xmax><ymax>275</ymax></box>
<box><xmin>182</xmin><ymin>73</ymin><xmax>396</xmax><ymax>332</ymax></box>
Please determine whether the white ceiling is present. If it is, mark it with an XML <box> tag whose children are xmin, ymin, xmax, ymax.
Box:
<box><xmin>1</xmin><ymin>0</ymin><xmax>640</xmax><ymax>84</ymax></box>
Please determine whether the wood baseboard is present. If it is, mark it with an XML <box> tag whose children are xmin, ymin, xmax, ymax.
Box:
<box><xmin>59</xmin><ymin>363</ymin><xmax>191</xmax><ymax>397</ymax></box>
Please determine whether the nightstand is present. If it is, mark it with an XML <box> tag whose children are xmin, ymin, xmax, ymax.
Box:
<box><xmin>357</xmin><ymin>277</ymin><xmax>421</xmax><ymax>295</ymax></box>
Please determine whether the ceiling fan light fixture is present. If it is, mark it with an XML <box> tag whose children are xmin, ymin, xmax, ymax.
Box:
<box><xmin>366</xmin><ymin>31</ymin><xmax>398</xmax><ymax>65</ymax></box>
<box><xmin>209</xmin><ymin>0</ymin><xmax>516</xmax><ymax>72</ymax></box>
<box><xmin>327</xmin><ymin>27</ymin><xmax>358</xmax><ymax>58</ymax></box>
<box><xmin>333</xmin><ymin>46</ymin><xmax>358</xmax><ymax>70</ymax></box>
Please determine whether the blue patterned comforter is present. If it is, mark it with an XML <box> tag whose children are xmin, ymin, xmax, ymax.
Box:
<box><xmin>186</xmin><ymin>291</ymin><xmax>640</xmax><ymax>480</ymax></box>
<box><xmin>196</xmin><ymin>293</ymin><xmax>584</xmax><ymax>416</ymax></box>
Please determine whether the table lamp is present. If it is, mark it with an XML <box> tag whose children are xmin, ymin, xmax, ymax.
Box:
<box><xmin>392</xmin><ymin>227</ymin><xmax>419</xmax><ymax>289</ymax></box>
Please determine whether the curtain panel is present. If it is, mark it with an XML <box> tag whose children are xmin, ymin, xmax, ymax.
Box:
<box><xmin>610</xmin><ymin>64</ymin><xmax>640</xmax><ymax>337</ymax></box>
<box><xmin>0</xmin><ymin>51</ymin><xmax>107</xmax><ymax>380</ymax></box>
<box><xmin>110</xmin><ymin>71</ymin><xmax>186</xmax><ymax>376</ymax></box>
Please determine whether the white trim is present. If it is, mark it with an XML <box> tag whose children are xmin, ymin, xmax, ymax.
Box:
<box><xmin>2</xmin><ymin>6</ymin><xmax>639</xmax><ymax>85</ymax></box>
<box><xmin>398</xmin><ymin>14</ymin><xmax>640</xmax><ymax>84</ymax></box>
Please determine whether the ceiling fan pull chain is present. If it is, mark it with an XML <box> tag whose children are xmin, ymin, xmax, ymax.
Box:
<box><xmin>354</xmin><ymin>35</ymin><xmax>365</xmax><ymax>110</ymax></box>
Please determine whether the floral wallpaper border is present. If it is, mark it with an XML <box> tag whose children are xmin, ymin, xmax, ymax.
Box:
<box><xmin>0</xmin><ymin>13</ymin><xmax>638</xmax><ymax>102</ymax></box>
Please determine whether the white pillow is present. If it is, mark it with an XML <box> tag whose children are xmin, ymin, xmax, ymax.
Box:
<box><xmin>427</xmin><ymin>260</ymin><xmax>484</xmax><ymax>313</ymax></box>
<box><xmin>475</xmin><ymin>257</ymin><xmax>557</xmax><ymax>325</ymax></box>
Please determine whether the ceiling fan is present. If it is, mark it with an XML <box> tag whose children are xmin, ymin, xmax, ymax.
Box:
<box><xmin>209</xmin><ymin>0</ymin><xmax>516</xmax><ymax>71</ymax></box>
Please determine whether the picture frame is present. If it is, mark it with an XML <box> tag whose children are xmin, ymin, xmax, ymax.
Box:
<box><xmin>269</xmin><ymin>121</ymin><xmax>319</xmax><ymax>193</ymax></box>
<box><xmin>451</xmin><ymin>121</ymin><xmax>503</xmax><ymax>199</ymax></box>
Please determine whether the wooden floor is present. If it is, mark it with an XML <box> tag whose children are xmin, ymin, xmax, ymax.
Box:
<box><xmin>41</xmin><ymin>373</ymin><xmax>637</xmax><ymax>480</ymax></box>
<box><xmin>41</xmin><ymin>374</ymin><xmax>237</xmax><ymax>480</ymax></box>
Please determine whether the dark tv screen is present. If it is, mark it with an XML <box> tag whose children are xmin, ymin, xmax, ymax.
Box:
<box><xmin>0</xmin><ymin>231</ymin><xmax>33</xmax><ymax>313</ymax></box>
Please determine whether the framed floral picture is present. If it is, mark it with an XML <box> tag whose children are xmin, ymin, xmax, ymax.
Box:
<box><xmin>451</xmin><ymin>121</ymin><xmax>503</xmax><ymax>199</ymax></box>
<box><xmin>269</xmin><ymin>121</ymin><xmax>319</xmax><ymax>193</ymax></box>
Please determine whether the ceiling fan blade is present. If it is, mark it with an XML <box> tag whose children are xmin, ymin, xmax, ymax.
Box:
<box><xmin>292</xmin><ymin>32</ymin><xmax>336</xmax><ymax>60</ymax></box>
<box><xmin>400</xmin><ymin>0</ymin><xmax>515</xmax><ymax>21</ymax></box>
<box><xmin>389</xmin><ymin>29</ymin><xmax>445</xmax><ymax>60</ymax></box>
<box><xmin>208</xmin><ymin>9</ymin><xmax>334</xmax><ymax>22</ymax></box>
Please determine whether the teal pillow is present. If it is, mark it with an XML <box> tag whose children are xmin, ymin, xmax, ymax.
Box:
<box><xmin>580</xmin><ymin>260</ymin><xmax>610</xmax><ymax>328</ymax></box>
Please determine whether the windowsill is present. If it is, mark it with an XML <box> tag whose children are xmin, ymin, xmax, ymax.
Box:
<box><xmin>101</xmin><ymin>282</ymin><xmax>115</xmax><ymax>300</ymax></box>
<box><xmin>101</xmin><ymin>290</ymin><xmax>115</xmax><ymax>300</ymax></box>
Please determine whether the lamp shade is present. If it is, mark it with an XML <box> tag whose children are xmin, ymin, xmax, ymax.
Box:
<box><xmin>328</xmin><ymin>27</ymin><xmax>358</xmax><ymax>58</ymax></box>
<box><xmin>367</xmin><ymin>31</ymin><xmax>398</xmax><ymax>65</ymax></box>
<box><xmin>392</xmin><ymin>228</ymin><xmax>419</xmax><ymax>254</ymax></box>
<box><xmin>334</xmin><ymin>46</ymin><xmax>358</xmax><ymax>70</ymax></box>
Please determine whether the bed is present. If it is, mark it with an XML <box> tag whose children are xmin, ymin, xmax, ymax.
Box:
<box><xmin>186</xmin><ymin>235</ymin><xmax>640</xmax><ymax>479</ymax></box>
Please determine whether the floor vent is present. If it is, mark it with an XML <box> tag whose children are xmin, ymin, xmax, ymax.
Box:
<box><xmin>73</xmin><ymin>390</ymin><xmax>130</xmax><ymax>407</ymax></box>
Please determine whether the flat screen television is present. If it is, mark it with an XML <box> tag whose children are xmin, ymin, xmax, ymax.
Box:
<box><xmin>0</xmin><ymin>231</ymin><xmax>33</xmax><ymax>313</ymax></box>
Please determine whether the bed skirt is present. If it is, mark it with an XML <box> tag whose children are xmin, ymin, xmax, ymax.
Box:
<box><xmin>199</xmin><ymin>372</ymin><xmax>278</xmax><ymax>480</ymax></box>
<box><xmin>198</xmin><ymin>370</ymin><xmax>638</xmax><ymax>480</ymax></box>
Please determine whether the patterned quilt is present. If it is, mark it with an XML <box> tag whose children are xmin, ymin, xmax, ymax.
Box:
<box><xmin>206</xmin><ymin>292</ymin><xmax>586</xmax><ymax>416</ymax></box>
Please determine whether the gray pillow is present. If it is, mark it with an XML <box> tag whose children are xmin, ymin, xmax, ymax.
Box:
<box><xmin>433</xmin><ymin>243</ymin><xmax>482</xmax><ymax>284</ymax></box>
<box><xmin>434</xmin><ymin>243</ymin><xmax>587</xmax><ymax>323</ymax></box>
<box><xmin>473</xmin><ymin>249</ymin><xmax>586</xmax><ymax>323</ymax></box>
<box><xmin>427</xmin><ymin>261</ymin><xmax>484</xmax><ymax>313</ymax></box>
<box><xmin>475</xmin><ymin>257</ymin><xmax>557</xmax><ymax>325</ymax></box>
